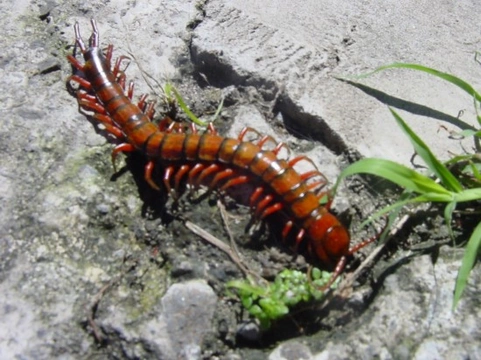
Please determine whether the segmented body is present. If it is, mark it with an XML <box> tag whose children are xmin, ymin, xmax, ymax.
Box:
<box><xmin>67</xmin><ymin>20</ymin><xmax>369</xmax><ymax>281</ymax></box>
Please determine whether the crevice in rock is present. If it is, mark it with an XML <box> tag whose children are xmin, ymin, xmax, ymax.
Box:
<box><xmin>189</xmin><ymin>36</ymin><xmax>363</xmax><ymax>160</ymax></box>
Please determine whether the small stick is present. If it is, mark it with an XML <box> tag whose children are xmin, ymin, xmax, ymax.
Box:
<box><xmin>338</xmin><ymin>214</ymin><xmax>409</xmax><ymax>290</ymax></box>
<box><xmin>86</xmin><ymin>275</ymin><xmax>122</xmax><ymax>343</ymax></box>
<box><xmin>184</xmin><ymin>220</ymin><xmax>251</xmax><ymax>277</ymax></box>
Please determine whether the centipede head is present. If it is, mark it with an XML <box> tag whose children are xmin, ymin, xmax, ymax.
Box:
<box><xmin>306</xmin><ymin>212</ymin><xmax>351</xmax><ymax>269</ymax></box>
<box><xmin>307</xmin><ymin>212</ymin><xmax>382</xmax><ymax>292</ymax></box>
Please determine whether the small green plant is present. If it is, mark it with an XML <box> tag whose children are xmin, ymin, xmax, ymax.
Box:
<box><xmin>227</xmin><ymin>268</ymin><xmax>336</xmax><ymax>329</ymax></box>
<box><xmin>335</xmin><ymin>61</ymin><xmax>481</xmax><ymax>308</ymax></box>
<box><xmin>163</xmin><ymin>82</ymin><xmax>224</xmax><ymax>127</ymax></box>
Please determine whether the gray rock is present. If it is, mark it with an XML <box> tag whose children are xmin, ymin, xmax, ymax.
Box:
<box><xmin>160</xmin><ymin>281</ymin><xmax>217</xmax><ymax>359</ymax></box>
<box><xmin>1</xmin><ymin>0</ymin><xmax>481</xmax><ymax>359</ymax></box>
<box><xmin>311</xmin><ymin>247</ymin><xmax>481</xmax><ymax>359</ymax></box>
<box><xmin>269</xmin><ymin>341</ymin><xmax>313</xmax><ymax>360</ymax></box>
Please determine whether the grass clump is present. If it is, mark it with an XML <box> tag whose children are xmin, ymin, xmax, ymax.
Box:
<box><xmin>336</xmin><ymin>61</ymin><xmax>481</xmax><ymax>308</ymax></box>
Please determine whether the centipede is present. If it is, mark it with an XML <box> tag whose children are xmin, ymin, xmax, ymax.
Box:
<box><xmin>67</xmin><ymin>19</ymin><xmax>375</xmax><ymax>286</ymax></box>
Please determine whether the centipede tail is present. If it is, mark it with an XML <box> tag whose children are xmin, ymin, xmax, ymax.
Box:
<box><xmin>68</xmin><ymin>20</ymin><xmax>376</xmax><ymax>287</ymax></box>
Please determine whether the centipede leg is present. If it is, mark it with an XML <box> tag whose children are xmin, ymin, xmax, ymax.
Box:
<box><xmin>288</xmin><ymin>155</ymin><xmax>322</xmax><ymax>172</ymax></box>
<box><xmin>248</xmin><ymin>188</ymin><xmax>282</xmax><ymax>219</ymax></box>
<box><xmin>238</xmin><ymin>127</ymin><xmax>261</xmax><ymax>142</ymax></box>
<box><xmin>256</xmin><ymin>135</ymin><xmax>288</xmax><ymax>155</ymax></box>
<box><xmin>249</xmin><ymin>187</ymin><xmax>264</xmax><ymax>208</ymax></box>
<box><xmin>196</xmin><ymin>164</ymin><xmax>220</xmax><ymax>188</ymax></box>
<box><xmin>275</xmin><ymin>141</ymin><xmax>290</xmax><ymax>155</ymax></box>
<box><xmin>187</xmin><ymin>163</ymin><xmax>206</xmax><ymax>192</ymax></box>
<box><xmin>280</xmin><ymin>221</ymin><xmax>307</xmax><ymax>252</ymax></box>
<box><xmin>311</xmin><ymin>189</ymin><xmax>333</xmax><ymax>210</ymax></box>
<box><xmin>163</xmin><ymin>166</ymin><xmax>175</xmax><ymax>195</ymax></box>
<box><xmin>77</xmin><ymin>94</ymin><xmax>124</xmax><ymax>139</ymax></box>
<box><xmin>104</xmin><ymin>44</ymin><xmax>113</xmax><ymax>65</ymax></box>
<box><xmin>68</xmin><ymin>74</ymin><xmax>92</xmax><ymax>91</ymax></box>
<box><xmin>206</xmin><ymin>123</ymin><xmax>218</xmax><ymax>135</ymax></box>
<box><xmin>144</xmin><ymin>101</ymin><xmax>156</xmax><ymax>120</ymax></box>
<box><xmin>209</xmin><ymin>168</ymin><xmax>234</xmax><ymax>190</ymax></box>
<box><xmin>157</xmin><ymin>117</ymin><xmax>173</xmax><ymax>132</ymax></box>
<box><xmin>220</xmin><ymin>175</ymin><xmax>249</xmax><ymax>191</ymax></box>
<box><xmin>145</xmin><ymin>161</ymin><xmax>160</xmax><ymax>191</ymax></box>
<box><xmin>67</xmin><ymin>55</ymin><xmax>85</xmax><ymax>72</ymax></box>
<box><xmin>127</xmin><ymin>82</ymin><xmax>135</xmax><ymax>100</ymax></box>
<box><xmin>112</xmin><ymin>55</ymin><xmax>130</xmax><ymax>79</ymax></box>
<box><xmin>137</xmin><ymin>94</ymin><xmax>149</xmax><ymax>111</ymax></box>
<box><xmin>77</xmin><ymin>92</ymin><xmax>97</xmax><ymax>103</ymax></box>
<box><xmin>89</xmin><ymin>114</ymin><xmax>123</xmax><ymax>139</ymax></box>
<box><xmin>282</xmin><ymin>220</ymin><xmax>294</xmax><ymax>239</ymax></box>
<box><xmin>294</xmin><ymin>229</ymin><xmax>306</xmax><ymax>248</ymax></box>
<box><xmin>117</xmin><ymin>73</ymin><xmax>127</xmax><ymax>90</ymax></box>
<box><xmin>78</xmin><ymin>94</ymin><xmax>107</xmax><ymax>114</ymax></box>
<box><xmin>174</xmin><ymin>165</ymin><xmax>191</xmax><ymax>194</ymax></box>
<box><xmin>111</xmin><ymin>143</ymin><xmax>135</xmax><ymax>172</ymax></box>
<box><xmin>260</xmin><ymin>202</ymin><xmax>283</xmax><ymax>219</ymax></box>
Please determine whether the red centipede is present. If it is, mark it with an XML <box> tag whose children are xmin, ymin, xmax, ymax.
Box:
<box><xmin>67</xmin><ymin>20</ymin><xmax>375</xmax><ymax>285</ymax></box>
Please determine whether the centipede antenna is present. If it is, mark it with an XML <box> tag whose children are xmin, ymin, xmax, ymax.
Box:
<box><xmin>320</xmin><ymin>256</ymin><xmax>347</xmax><ymax>291</ymax></box>
<box><xmin>73</xmin><ymin>22</ymin><xmax>86</xmax><ymax>53</ymax></box>
<box><xmin>348</xmin><ymin>219</ymin><xmax>388</xmax><ymax>256</ymax></box>
<box><xmin>89</xmin><ymin>19</ymin><xmax>99</xmax><ymax>48</ymax></box>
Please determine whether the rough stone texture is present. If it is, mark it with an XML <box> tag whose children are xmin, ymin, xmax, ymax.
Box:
<box><xmin>97</xmin><ymin>280</ymin><xmax>217</xmax><ymax>359</ymax></box>
<box><xmin>310</xmin><ymin>247</ymin><xmax>481</xmax><ymax>360</ymax></box>
<box><xmin>193</xmin><ymin>0</ymin><xmax>481</xmax><ymax>166</ymax></box>
<box><xmin>269</xmin><ymin>341</ymin><xmax>313</xmax><ymax>360</ymax></box>
<box><xmin>1</xmin><ymin>0</ymin><xmax>480</xmax><ymax>359</ymax></box>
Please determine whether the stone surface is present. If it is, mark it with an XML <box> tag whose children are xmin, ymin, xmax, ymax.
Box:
<box><xmin>193</xmin><ymin>0</ymin><xmax>481</xmax><ymax>166</ymax></box>
<box><xmin>269</xmin><ymin>341</ymin><xmax>313</xmax><ymax>360</ymax></box>
<box><xmin>0</xmin><ymin>0</ymin><xmax>480</xmax><ymax>359</ymax></box>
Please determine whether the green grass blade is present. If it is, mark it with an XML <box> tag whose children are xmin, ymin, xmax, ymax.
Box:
<box><xmin>390</xmin><ymin>109</ymin><xmax>463</xmax><ymax>193</ymax></box>
<box><xmin>359</xmin><ymin>191</ymin><xmax>456</xmax><ymax>229</ymax></box>
<box><xmin>452</xmin><ymin>188</ymin><xmax>481</xmax><ymax>202</ymax></box>
<box><xmin>444</xmin><ymin>201</ymin><xmax>456</xmax><ymax>240</ymax></box>
<box><xmin>444</xmin><ymin>154</ymin><xmax>475</xmax><ymax>166</ymax></box>
<box><xmin>210</xmin><ymin>96</ymin><xmax>224</xmax><ymax>122</ymax></box>
<box><xmin>470</xmin><ymin>161</ymin><xmax>481</xmax><ymax>181</ymax></box>
<box><xmin>333</xmin><ymin>158</ymin><xmax>452</xmax><ymax>196</ymax></box>
<box><xmin>164</xmin><ymin>82</ymin><xmax>173</xmax><ymax>99</ymax></box>
<box><xmin>349</xmin><ymin>63</ymin><xmax>481</xmax><ymax>103</ymax></box>
<box><xmin>453</xmin><ymin>220</ymin><xmax>481</xmax><ymax>308</ymax></box>
<box><xmin>171</xmin><ymin>86</ymin><xmax>208</xmax><ymax>127</ymax></box>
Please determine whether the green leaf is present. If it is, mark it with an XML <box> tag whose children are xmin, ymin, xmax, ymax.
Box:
<box><xmin>453</xmin><ymin>220</ymin><xmax>481</xmax><ymax>309</ymax></box>
<box><xmin>248</xmin><ymin>304</ymin><xmax>264</xmax><ymax>317</ymax></box>
<box><xmin>334</xmin><ymin>158</ymin><xmax>452</xmax><ymax>196</ymax></box>
<box><xmin>164</xmin><ymin>82</ymin><xmax>173</xmax><ymax>99</ymax></box>
<box><xmin>389</xmin><ymin>109</ymin><xmax>463</xmax><ymax>193</ymax></box>
<box><xmin>444</xmin><ymin>154</ymin><xmax>476</xmax><ymax>166</ymax></box>
<box><xmin>210</xmin><ymin>96</ymin><xmax>224</xmax><ymax>122</ymax></box>
<box><xmin>242</xmin><ymin>296</ymin><xmax>253</xmax><ymax>309</ymax></box>
<box><xmin>452</xmin><ymin>188</ymin><xmax>481</xmax><ymax>202</ymax></box>
<box><xmin>259</xmin><ymin>298</ymin><xmax>289</xmax><ymax>319</ymax></box>
<box><xmin>311</xmin><ymin>267</ymin><xmax>322</xmax><ymax>280</ymax></box>
<box><xmin>226</xmin><ymin>280</ymin><xmax>267</xmax><ymax>298</ymax></box>
<box><xmin>444</xmin><ymin>201</ymin><xmax>456</xmax><ymax>240</ymax></box>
